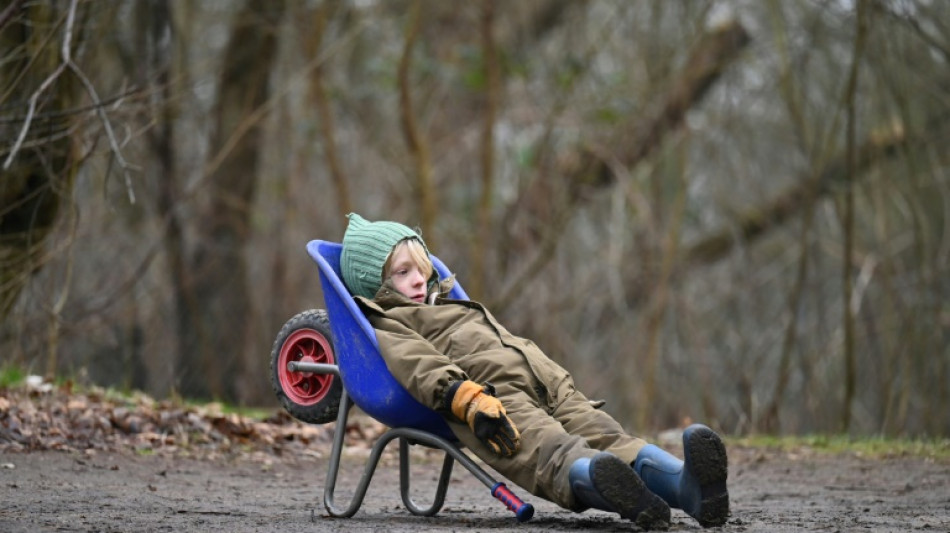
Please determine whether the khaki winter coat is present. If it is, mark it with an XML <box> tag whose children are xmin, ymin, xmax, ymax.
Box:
<box><xmin>355</xmin><ymin>278</ymin><xmax>646</xmax><ymax>509</ymax></box>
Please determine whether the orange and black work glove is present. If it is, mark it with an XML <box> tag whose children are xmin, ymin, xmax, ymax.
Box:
<box><xmin>448</xmin><ymin>381</ymin><xmax>521</xmax><ymax>456</ymax></box>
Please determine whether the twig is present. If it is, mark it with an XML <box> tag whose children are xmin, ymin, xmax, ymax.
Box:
<box><xmin>0</xmin><ymin>88</ymin><xmax>144</xmax><ymax>126</ymax></box>
<box><xmin>3</xmin><ymin>0</ymin><xmax>77</xmax><ymax>170</ymax></box>
<box><xmin>3</xmin><ymin>64</ymin><xmax>67</xmax><ymax>170</ymax></box>
<box><xmin>68</xmin><ymin>61</ymin><xmax>139</xmax><ymax>203</ymax></box>
<box><xmin>0</xmin><ymin>0</ymin><xmax>25</xmax><ymax>33</ymax></box>
<box><xmin>3</xmin><ymin>0</ymin><xmax>138</xmax><ymax>204</ymax></box>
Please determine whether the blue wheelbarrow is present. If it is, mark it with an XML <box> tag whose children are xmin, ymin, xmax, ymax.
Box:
<box><xmin>269</xmin><ymin>240</ymin><xmax>534</xmax><ymax>522</ymax></box>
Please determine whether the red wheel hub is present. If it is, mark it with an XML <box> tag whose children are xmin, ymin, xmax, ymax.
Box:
<box><xmin>277</xmin><ymin>328</ymin><xmax>335</xmax><ymax>405</ymax></box>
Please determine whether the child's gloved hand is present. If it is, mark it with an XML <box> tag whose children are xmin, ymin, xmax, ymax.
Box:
<box><xmin>449</xmin><ymin>381</ymin><xmax>521</xmax><ymax>456</ymax></box>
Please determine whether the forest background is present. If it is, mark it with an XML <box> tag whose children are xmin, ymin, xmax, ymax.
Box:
<box><xmin>2</xmin><ymin>0</ymin><xmax>948</xmax><ymax>439</ymax></box>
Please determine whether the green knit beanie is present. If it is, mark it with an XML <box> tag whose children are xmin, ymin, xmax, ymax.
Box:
<box><xmin>340</xmin><ymin>213</ymin><xmax>434</xmax><ymax>299</ymax></box>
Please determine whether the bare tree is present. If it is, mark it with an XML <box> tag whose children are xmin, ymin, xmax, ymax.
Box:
<box><xmin>468</xmin><ymin>0</ymin><xmax>500</xmax><ymax>300</ymax></box>
<box><xmin>397</xmin><ymin>0</ymin><xmax>438</xmax><ymax>248</ymax></box>
<box><xmin>302</xmin><ymin>0</ymin><xmax>352</xmax><ymax>218</ymax></box>
<box><xmin>837</xmin><ymin>0</ymin><xmax>869</xmax><ymax>433</ymax></box>
<box><xmin>174</xmin><ymin>0</ymin><xmax>287</xmax><ymax>401</ymax></box>
<box><xmin>1</xmin><ymin>1</ymin><xmax>84</xmax><ymax>324</ymax></box>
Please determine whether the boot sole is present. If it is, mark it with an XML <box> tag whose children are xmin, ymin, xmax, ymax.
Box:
<box><xmin>590</xmin><ymin>453</ymin><xmax>671</xmax><ymax>530</ymax></box>
<box><xmin>682</xmin><ymin>427</ymin><xmax>730</xmax><ymax>527</ymax></box>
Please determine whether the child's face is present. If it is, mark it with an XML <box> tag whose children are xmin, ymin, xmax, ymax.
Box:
<box><xmin>387</xmin><ymin>244</ymin><xmax>429</xmax><ymax>303</ymax></box>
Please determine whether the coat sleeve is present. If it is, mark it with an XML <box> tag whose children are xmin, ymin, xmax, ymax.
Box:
<box><xmin>365</xmin><ymin>312</ymin><xmax>469</xmax><ymax>414</ymax></box>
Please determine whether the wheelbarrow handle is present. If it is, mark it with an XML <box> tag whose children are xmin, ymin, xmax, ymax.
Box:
<box><xmin>491</xmin><ymin>482</ymin><xmax>534</xmax><ymax>522</ymax></box>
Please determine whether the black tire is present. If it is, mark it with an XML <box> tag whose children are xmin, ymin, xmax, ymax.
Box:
<box><xmin>270</xmin><ymin>309</ymin><xmax>343</xmax><ymax>424</ymax></box>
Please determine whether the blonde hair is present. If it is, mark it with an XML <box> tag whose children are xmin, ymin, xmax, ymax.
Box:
<box><xmin>383</xmin><ymin>238</ymin><xmax>434</xmax><ymax>280</ymax></box>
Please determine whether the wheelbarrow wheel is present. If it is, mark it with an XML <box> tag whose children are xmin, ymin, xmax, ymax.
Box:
<box><xmin>270</xmin><ymin>309</ymin><xmax>343</xmax><ymax>424</ymax></box>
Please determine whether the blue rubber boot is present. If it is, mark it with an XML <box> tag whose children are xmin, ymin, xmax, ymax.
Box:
<box><xmin>633</xmin><ymin>424</ymin><xmax>729</xmax><ymax>527</ymax></box>
<box><xmin>569</xmin><ymin>452</ymin><xmax>670</xmax><ymax>530</ymax></box>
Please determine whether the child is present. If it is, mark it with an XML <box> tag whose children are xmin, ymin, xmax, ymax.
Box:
<box><xmin>340</xmin><ymin>213</ymin><xmax>729</xmax><ymax>529</ymax></box>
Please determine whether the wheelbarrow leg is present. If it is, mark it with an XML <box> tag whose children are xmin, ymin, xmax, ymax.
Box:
<box><xmin>322</xmin><ymin>389</ymin><xmax>367</xmax><ymax>518</ymax></box>
<box><xmin>322</xmin><ymin>391</ymin><xmax>436</xmax><ymax>518</ymax></box>
<box><xmin>399</xmin><ymin>437</ymin><xmax>454</xmax><ymax>516</ymax></box>
<box><xmin>322</xmin><ymin>390</ymin><xmax>396</xmax><ymax>518</ymax></box>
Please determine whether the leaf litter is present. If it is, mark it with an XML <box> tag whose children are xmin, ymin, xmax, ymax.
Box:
<box><xmin>0</xmin><ymin>376</ymin><xmax>386</xmax><ymax>460</ymax></box>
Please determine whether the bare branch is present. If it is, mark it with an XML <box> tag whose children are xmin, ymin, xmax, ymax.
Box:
<box><xmin>3</xmin><ymin>62</ymin><xmax>68</xmax><ymax>170</ymax></box>
<box><xmin>684</xmin><ymin>126</ymin><xmax>907</xmax><ymax>267</ymax></box>
<box><xmin>0</xmin><ymin>88</ymin><xmax>144</xmax><ymax>125</ymax></box>
<box><xmin>0</xmin><ymin>0</ymin><xmax>25</xmax><ymax>32</ymax></box>
<box><xmin>874</xmin><ymin>1</ymin><xmax>950</xmax><ymax>63</ymax></box>
<box><xmin>67</xmin><ymin>61</ymin><xmax>139</xmax><ymax>203</ymax></box>
<box><xmin>4</xmin><ymin>0</ymin><xmax>138</xmax><ymax>203</ymax></box>
<box><xmin>492</xmin><ymin>20</ymin><xmax>751</xmax><ymax>312</ymax></box>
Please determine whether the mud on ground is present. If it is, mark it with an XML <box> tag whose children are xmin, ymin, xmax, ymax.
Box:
<box><xmin>2</xmin><ymin>441</ymin><xmax>948</xmax><ymax>532</ymax></box>
<box><xmin>1</xmin><ymin>383</ymin><xmax>947</xmax><ymax>532</ymax></box>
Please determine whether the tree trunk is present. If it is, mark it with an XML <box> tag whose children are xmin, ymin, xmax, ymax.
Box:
<box><xmin>468</xmin><ymin>0</ymin><xmax>500</xmax><ymax>301</ymax></box>
<box><xmin>635</xmin><ymin>141</ymin><xmax>689</xmax><ymax>430</ymax></box>
<box><xmin>174</xmin><ymin>0</ymin><xmax>286</xmax><ymax>401</ymax></box>
<box><xmin>304</xmin><ymin>0</ymin><xmax>352</xmax><ymax>218</ymax></box>
<box><xmin>397</xmin><ymin>0</ymin><xmax>437</xmax><ymax>246</ymax></box>
<box><xmin>838</xmin><ymin>0</ymin><xmax>868</xmax><ymax>434</ymax></box>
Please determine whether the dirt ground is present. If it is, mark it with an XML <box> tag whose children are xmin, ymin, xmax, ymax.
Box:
<box><xmin>2</xmin><ymin>440</ymin><xmax>948</xmax><ymax>533</ymax></box>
